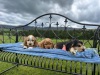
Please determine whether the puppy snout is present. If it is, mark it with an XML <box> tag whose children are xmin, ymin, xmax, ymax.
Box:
<box><xmin>29</xmin><ymin>43</ymin><xmax>32</xmax><ymax>45</ymax></box>
<box><xmin>82</xmin><ymin>48</ymin><xmax>85</xmax><ymax>51</ymax></box>
<box><xmin>47</xmin><ymin>47</ymin><xmax>50</xmax><ymax>49</ymax></box>
<box><xmin>82</xmin><ymin>46</ymin><xmax>86</xmax><ymax>51</ymax></box>
<box><xmin>46</xmin><ymin>46</ymin><xmax>50</xmax><ymax>49</ymax></box>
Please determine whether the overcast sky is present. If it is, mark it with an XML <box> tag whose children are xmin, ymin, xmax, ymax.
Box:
<box><xmin>0</xmin><ymin>0</ymin><xmax>100</xmax><ymax>26</ymax></box>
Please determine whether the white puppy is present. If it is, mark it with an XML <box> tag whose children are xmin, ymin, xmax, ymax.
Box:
<box><xmin>23</xmin><ymin>35</ymin><xmax>38</xmax><ymax>49</ymax></box>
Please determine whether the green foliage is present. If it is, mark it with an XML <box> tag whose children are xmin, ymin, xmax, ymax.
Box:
<box><xmin>15</xmin><ymin>29</ymin><xmax>95</xmax><ymax>40</ymax></box>
<box><xmin>0</xmin><ymin>29</ymin><xmax>95</xmax><ymax>40</ymax></box>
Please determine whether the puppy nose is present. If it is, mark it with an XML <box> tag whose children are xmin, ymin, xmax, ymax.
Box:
<box><xmin>29</xmin><ymin>43</ymin><xmax>31</xmax><ymax>45</ymax></box>
<box><xmin>82</xmin><ymin>49</ymin><xmax>85</xmax><ymax>51</ymax></box>
<box><xmin>47</xmin><ymin>47</ymin><xmax>50</xmax><ymax>49</ymax></box>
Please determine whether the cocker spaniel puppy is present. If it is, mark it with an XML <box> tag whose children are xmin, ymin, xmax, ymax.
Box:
<box><xmin>55</xmin><ymin>40</ymin><xmax>85</xmax><ymax>54</ymax></box>
<box><xmin>38</xmin><ymin>38</ymin><xmax>54</xmax><ymax>49</ymax></box>
<box><xmin>23</xmin><ymin>35</ymin><xmax>38</xmax><ymax>49</ymax></box>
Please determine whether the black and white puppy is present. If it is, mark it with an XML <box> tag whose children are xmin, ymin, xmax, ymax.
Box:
<box><xmin>54</xmin><ymin>40</ymin><xmax>85</xmax><ymax>54</ymax></box>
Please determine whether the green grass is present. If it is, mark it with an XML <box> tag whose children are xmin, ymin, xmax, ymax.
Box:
<box><xmin>0</xmin><ymin>35</ymin><xmax>71</xmax><ymax>75</ymax></box>
<box><xmin>0</xmin><ymin>61</ymin><xmax>70</xmax><ymax>75</ymax></box>
<box><xmin>0</xmin><ymin>35</ymin><xmax>99</xmax><ymax>75</ymax></box>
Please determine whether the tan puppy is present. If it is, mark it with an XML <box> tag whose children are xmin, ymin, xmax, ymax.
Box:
<box><xmin>38</xmin><ymin>38</ymin><xmax>54</xmax><ymax>49</ymax></box>
<box><xmin>23</xmin><ymin>35</ymin><xmax>38</xmax><ymax>49</ymax></box>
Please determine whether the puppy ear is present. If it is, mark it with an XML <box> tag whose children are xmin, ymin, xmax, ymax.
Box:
<box><xmin>39</xmin><ymin>40</ymin><xmax>45</xmax><ymax>48</ymax></box>
<box><xmin>23</xmin><ymin>37</ymin><xmax>28</xmax><ymax>47</ymax></box>
<box><xmin>54</xmin><ymin>44</ymin><xmax>57</xmax><ymax>48</ymax></box>
<box><xmin>51</xmin><ymin>42</ymin><xmax>54</xmax><ymax>48</ymax></box>
<box><xmin>66</xmin><ymin>42</ymin><xmax>73</xmax><ymax>51</ymax></box>
<box><xmin>34</xmin><ymin>40</ymin><xmax>38</xmax><ymax>47</ymax></box>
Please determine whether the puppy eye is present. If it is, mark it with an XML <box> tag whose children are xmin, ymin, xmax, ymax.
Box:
<box><xmin>77</xmin><ymin>45</ymin><xmax>81</xmax><ymax>47</ymax></box>
<box><xmin>44</xmin><ymin>43</ymin><xmax>47</xmax><ymax>45</ymax></box>
<box><xmin>32</xmin><ymin>40</ymin><xmax>34</xmax><ymax>41</ymax></box>
<box><xmin>49</xmin><ymin>43</ymin><xmax>51</xmax><ymax>44</ymax></box>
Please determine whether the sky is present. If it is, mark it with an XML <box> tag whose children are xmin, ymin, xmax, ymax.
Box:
<box><xmin>0</xmin><ymin>0</ymin><xmax>100</xmax><ymax>27</ymax></box>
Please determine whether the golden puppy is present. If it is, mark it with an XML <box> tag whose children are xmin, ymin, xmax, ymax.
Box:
<box><xmin>23</xmin><ymin>35</ymin><xmax>38</xmax><ymax>49</ymax></box>
<box><xmin>38</xmin><ymin>38</ymin><xmax>54</xmax><ymax>49</ymax></box>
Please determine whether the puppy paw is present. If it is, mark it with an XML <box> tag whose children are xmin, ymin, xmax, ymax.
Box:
<box><xmin>71</xmin><ymin>51</ymin><xmax>76</xmax><ymax>55</ymax></box>
<box><xmin>28</xmin><ymin>47</ymin><xmax>33</xmax><ymax>49</ymax></box>
<box><xmin>70</xmin><ymin>47</ymin><xmax>77</xmax><ymax>55</ymax></box>
<box><xmin>23</xmin><ymin>46</ymin><xmax>27</xmax><ymax>49</ymax></box>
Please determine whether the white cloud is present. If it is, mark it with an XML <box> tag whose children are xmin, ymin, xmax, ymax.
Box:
<box><xmin>0</xmin><ymin>11</ymin><xmax>34</xmax><ymax>26</ymax></box>
<box><xmin>70</xmin><ymin>0</ymin><xmax>100</xmax><ymax>23</ymax></box>
<box><xmin>0</xmin><ymin>0</ymin><xmax>99</xmax><ymax>28</ymax></box>
<box><xmin>49</xmin><ymin>4</ymin><xmax>62</xmax><ymax>13</ymax></box>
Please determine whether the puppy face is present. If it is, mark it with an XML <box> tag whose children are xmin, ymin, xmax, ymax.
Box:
<box><xmin>72</xmin><ymin>40</ymin><xmax>85</xmax><ymax>52</ymax></box>
<box><xmin>24</xmin><ymin>35</ymin><xmax>37</xmax><ymax>48</ymax></box>
<box><xmin>66</xmin><ymin>40</ymin><xmax>85</xmax><ymax>54</ymax></box>
<box><xmin>39</xmin><ymin>38</ymin><xmax>54</xmax><ymax>49</ymax></box>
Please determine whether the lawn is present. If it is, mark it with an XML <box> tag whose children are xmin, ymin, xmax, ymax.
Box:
<box><xmin>0</xmin><ymin>35</ymin><xmax>99</xmax><ymax>75</ymax></box>
<box><xmin>0</xmin><ymin>61</ymin><xmax>71</xmax><ymax>75</ymax></box>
